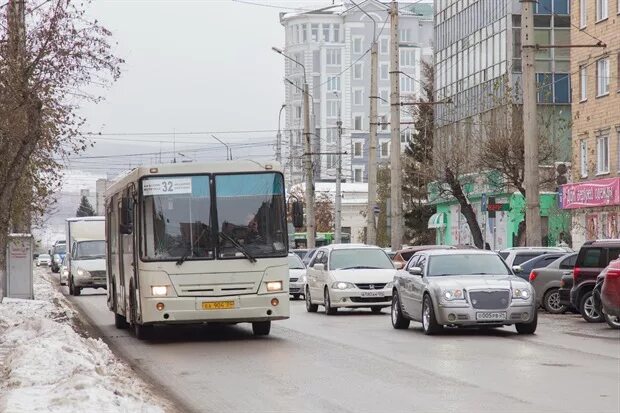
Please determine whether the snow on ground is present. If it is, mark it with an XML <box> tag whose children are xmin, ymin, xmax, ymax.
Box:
<box><xmin>0</xmin><ymin>268</ymin><xmax>172</xmax><ymax>413</ymax></box>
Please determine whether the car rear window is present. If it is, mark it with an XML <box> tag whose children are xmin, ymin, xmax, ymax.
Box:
<box><xmin>401</xmin><ymin>251</ymin><xmax>415</xmax><ymax>261</ymax></box>
<box><xmin>513</xmin><ymin>253</ymin><xmax>543</xmax><ymax>265</ymax></box>
<box><xmin>577</xmin><ymin>248</ymin><xmax>603</xmax><ymax>268</ymax></box>
<box><xmin>498</xmin><ymin>252</ymin><xmax>509</xmax><ymax>260</ymax></box>
<box><xmin>607</xmin><ymin>248</ymin><xmax>620</xmax><ymax>263</ymax></box>
<box><xmin>559</xmin><ymin>254</ymin><xmax>577</xmax><ymax>269</ymax></box>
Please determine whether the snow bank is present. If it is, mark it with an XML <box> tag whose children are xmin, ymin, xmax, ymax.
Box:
<box><xmin>0</xmin><ymin>268</ymin><xmax>170</xmax><ymax>413</ymax></box>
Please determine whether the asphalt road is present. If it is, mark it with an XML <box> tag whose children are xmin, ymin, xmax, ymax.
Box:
<box><xmin>59</xmin><ymin>281</ymin><xmax>620</xmax><ymax>413</ymax></box>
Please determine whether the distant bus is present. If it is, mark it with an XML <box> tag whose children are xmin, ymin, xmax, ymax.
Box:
<box><xmin>292</xmin><ymin>232</ymin><xmax>351</xmax><ymax>248</ymax></box>
<box><xmin>105</xmin><ymin>161</ymin><xmax>290</xmax><ymax>339</ymax></box>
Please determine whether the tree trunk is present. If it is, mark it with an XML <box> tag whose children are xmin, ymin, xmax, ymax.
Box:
<box><xmin>445</xmin><ymin>167</ymin><xmax>484</xmax><ymax>248</ymax></box>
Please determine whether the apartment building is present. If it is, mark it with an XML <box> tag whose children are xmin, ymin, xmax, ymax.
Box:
<box><xmin>279</xmin><ymin>1</ymin><xmax>433</xmax><ymax>185</ymax></box>
<box><xmin>565</xmin><ymin>0</ymin><xmax>620</xmax><ymax>247</ymax></box>
<box><xmin>432</xmin><ymin>0</ymin><xmax>572</xmax><ymax>248</ymax></box>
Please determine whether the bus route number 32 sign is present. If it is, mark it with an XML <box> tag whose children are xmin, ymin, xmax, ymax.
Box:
<box><xmin>142</xmin><ymin>177</ymin><xmax>192</xmax><ymax>196</ymax></box>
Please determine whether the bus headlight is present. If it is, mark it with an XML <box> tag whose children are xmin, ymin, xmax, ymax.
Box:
<box><xmin>266</xmin><ymin>281</ymin><xmax>283</xmax><ymax>292</ymax></box>
<box><xmin>151</xmin><ymin>286</ymin><xmax>168</xmax><ymax>296</ymax></box>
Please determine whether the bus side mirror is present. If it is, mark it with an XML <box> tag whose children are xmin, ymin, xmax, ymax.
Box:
<box><xmin>292</xmin><ymin>200</ymin><xmax>304</xmax><ymax>229</ymax></box>
<box><xmin>120</xmin><ymin>198</ymin><xmax>134</xmax><ymax>234</ymax></box>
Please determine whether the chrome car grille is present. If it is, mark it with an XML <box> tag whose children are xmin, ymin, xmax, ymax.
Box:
<box><xmin>355</xmin><ymin>283</ymin><xmax>387</xmax><ymax>290</ymax></box>
<box><xmin>468</xmin><ymin>290</ymin><xmax>510</xmax><ymax>310</ymax></box>
<box><xmin>90</xmin><ymin>270</ymin><xmax>106</xmax><ymax>278</ymax></box>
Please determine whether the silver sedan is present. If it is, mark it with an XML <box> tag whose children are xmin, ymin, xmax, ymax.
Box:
<box><xmin>391</xmin><ymin>250</ymin><xmax>537</xmax><ymax>335</ymax></box>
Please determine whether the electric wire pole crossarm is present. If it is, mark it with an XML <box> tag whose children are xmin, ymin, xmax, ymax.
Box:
<box><xmin>272</xmin><ymin>46</ymin><xmax>316</xmax><ymax>248</ymax></box>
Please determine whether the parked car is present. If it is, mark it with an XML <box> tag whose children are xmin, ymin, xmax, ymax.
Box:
<box><xmin>302</xmin><ymin>248</ymin><xmax>318</xmax><ymax>267</ymax></box>
<box><xmin>36</xmin><ymin>254</ymin><xmax>52</xmax><ymax>267</ymax></box>
<box><xmin>59</xmin><ymin>256</ymin><xmax>70</xmax><ymax>286</ymax></box>
<box><xmin>600</xmin><ymin>258</ymin><xmax>620</xmax><ymax>329</ymax></box>
<box><xmin>392</xmin><ymin>245</ymin><xmax>455</xmax><ymax>270</ymax></box>
<box><xmin>288</xmin><ymin>253</ymin><xmax>306</xmax><ymax>300</ymax></box>
<box><xmin>498</xmin><ymin>247</ymin><xmax>571</xmax><ymax>267</ymax></box>
<box><xmin>391</xmin><ymin>249</ymin><xmax>537</xmax><ymax>335</ymax></box>
<box><xmin>528</xmin><ymin>252</ymin><xmax>577</xmax><ymax>313</ymax></box>
<box><xmin>304</xmin><ymin>244</ymin><xmax>396</xmax><ymax>314</ymax></box>
<box><xmin>291</xmin><ymin>249</ymin><xmax>307</xmax><ymax>260</ymax></box>
<box><xmin>50</xmin><ymin>242</ymin><xmax>66</xmax><ymax>273</ymax></box>
<box><xmin>558</xmin><ymin>271</ymin><xmax>573</xmax><ymax>308</ymax></box>
<box><xmin>570</xmin><ymin>240</ymin><xmax>620</xmax><ymax>323</ymax></box>
<box><xmin>513</xmin><ymin>252</ymin><xmax>567</xmax><ymax>281</ymax></box>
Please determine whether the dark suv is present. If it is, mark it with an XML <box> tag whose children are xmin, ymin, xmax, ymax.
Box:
<box><xmin>570</xmin><ymin>240</ymin><xmax>620</xmax><ymax>322</ymax></box>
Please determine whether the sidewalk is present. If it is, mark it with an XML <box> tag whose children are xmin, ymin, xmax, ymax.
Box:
<box><xmin>0</xmin><ymin>267</ymin><xmax>173</xmax><ymax>412</ymax></box>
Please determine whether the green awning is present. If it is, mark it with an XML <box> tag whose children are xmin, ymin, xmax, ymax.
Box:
<box><xmin>428</xmin><ymin>212</ymin><xmax>447</xmax><ymax>229</ymax></box>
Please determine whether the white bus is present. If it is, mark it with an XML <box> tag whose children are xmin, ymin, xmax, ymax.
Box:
<box><xmin>105</xmin><ymin>161</ymin><xmax>290</xmax><ymax>338</ymax></box>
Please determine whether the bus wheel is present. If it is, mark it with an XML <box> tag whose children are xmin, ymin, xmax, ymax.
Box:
<box><xmin>252</xmin><ymin>321</ymin><xmax>271</xmax><ymax>336</ymax></box>
<box><xmin>131</xmin><ymin>284</ymin><xmax>151</xmax><ymax>340</ymax></box>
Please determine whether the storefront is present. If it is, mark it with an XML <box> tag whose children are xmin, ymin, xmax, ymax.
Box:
<box><xmin>562</xmin><ymin>177</ymin><xmax>620</xmax><ymax>248</ymax></box>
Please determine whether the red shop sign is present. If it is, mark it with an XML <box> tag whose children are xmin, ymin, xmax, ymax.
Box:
<box><xmin>561</xmin><ymin>177</ymin><xmax>620</xmax><ymax>209</ymax></box>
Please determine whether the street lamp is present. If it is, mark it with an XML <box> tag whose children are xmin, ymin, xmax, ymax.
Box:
<box><xmin>272</xmin><ymin>46</ymin><xmax>316</xmax><ymax>249</ymax></box>
<box><xmin>211</xmin><ymin>134</ymin><xmax>231</xmax><ymax>160</ymax></box>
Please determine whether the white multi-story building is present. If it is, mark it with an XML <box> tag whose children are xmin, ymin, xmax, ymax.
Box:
<box><xmin>279</xmin><ymin>1</ymin><xmax>433</xmax><ymax>186</ymax></box>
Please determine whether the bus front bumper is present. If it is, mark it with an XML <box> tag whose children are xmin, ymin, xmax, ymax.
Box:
<box><xmin>141</xmin><ymin>292</ymin><xmax>290</xmax><ymax>324</ymax></box>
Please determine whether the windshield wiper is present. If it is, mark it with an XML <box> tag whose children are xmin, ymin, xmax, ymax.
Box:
<box><xmin>339</xmin><ymin>266</ymin><xmax>381</xmax><ymax>270</ymax></box>
<box><xmin>176</xmin><ymin>253</ymin><xmax>190</xmax><ymax>266</ymax></box>
<box><xmin>218</xmin><ymin>232</ymin><xmax>257</xmax><ymax>263</ymax></box>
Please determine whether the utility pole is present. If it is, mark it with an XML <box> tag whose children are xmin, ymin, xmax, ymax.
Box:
<box><xmin>335</xmin><ymin>101</ymin><xmax>343</xmax><ymax>244</ymax></box>
<box><xmin>276</xmin><ymin>104</ymin><xmax>286</xmax><ymax>164</ymax></box>
<box><xmin>303</xmin><ymin>80</ymin><xmax>316</xmax><ymax>248</ymax></box>
<box><xmin>521</xmin><ymin>0</ymin><xmax>541</xmax><ymax>246</ymax></box>
<box><xmin>389</xmin><ymin>0</ymin><xmax>402</xmax><ymax>251</ymax></box>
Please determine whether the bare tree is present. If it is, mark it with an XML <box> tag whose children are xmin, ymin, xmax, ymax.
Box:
<box><xmin>0</xmin><ymin>0</ymin><xmax>122</xmax><ymax>282</ymax></box>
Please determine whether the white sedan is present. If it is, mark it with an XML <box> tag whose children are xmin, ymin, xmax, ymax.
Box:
<box><xmin>288</xmin><ymin>253</ymin><xmax>306</xmax><ymax>299</ymax></box>
<box><xmin>304</xmin><ymin>244</ymin><xmax>396</xmax><ymax>314</ymax></box>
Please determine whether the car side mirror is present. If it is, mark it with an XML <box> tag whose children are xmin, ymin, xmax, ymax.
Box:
<box><xmin>512</xmin><ymin>265</ymin><xmax>523</xmax><ymax>274</ymax></box>
<box><xmin>314</xmin><ymin>263</ymin><xmax>325</xmax><ymax>271</ymax></box>
<box><xmin>394</xmin><ymin>261</ymin><xmax>404</xmax><ymax>270</ymax></box>
<box><xmin>408</xmin><ymin>266</ymin><xmax>422</xmax><ymax>276</ymax></box>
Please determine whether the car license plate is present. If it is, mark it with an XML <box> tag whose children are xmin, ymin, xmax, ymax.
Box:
<box><xmin>360</xmin><ymin>291</ymin><xmax>384</xmax><ymax>298</ymax></box>
<box><xmin>202</xmin><ymin>301</ymin><xmax>236</xmax><ymax>310</ymax></box>
<box><xmin>476</xmin><ymin>312</ymin><xmax>506</xmax><ymax>321</ymax></box>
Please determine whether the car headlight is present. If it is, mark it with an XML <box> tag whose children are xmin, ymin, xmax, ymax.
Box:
<box><xmin>266</xmin><ymin>281</ymin><xmax>283</xmax><ymax>292</ymax></box>
<box><xmin>151</xmin><ymin>285</ymin><xmax>168</xmax><ymax>296</ymax></box>
<box><xmin>332</xmin><ymin>281</ymin><xmax>356</xmax><ymax>290</ymax></box>
<box><xmin>385</xmin><ymin>281</ymin><xmax>394</xmax><ymax>289</ymax></box>
<box><xmin>513</xmin><ymin>288</ymin><xmax>531</xmax><ymax>299</ymax></box>
<box><xmin>442</xmin><ymin>289</ymin><xmax>465</xmax><ymax>301</ymax></box>
<box><xmin>299</xmin><ymin>275</ymin><xmax>307</xmax><ymax>283</ymax></box>
<box><xmin>63</xmin><ymin>270</ymin><xmax>69</xmax><ymax>277</ymax></box>
<box><xmin>76</xmin><ymin>268</ymin><xmax>88</xmax><ymax>277</ymax></box>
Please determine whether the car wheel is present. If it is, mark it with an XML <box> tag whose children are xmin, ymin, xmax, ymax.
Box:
<box><xmin>391</xmin><ymin>294</ymin><xmax>410</xmax><ymax>329</ymax></box>
<box><xmin>324</xmin><ymin>288</ymin><xmax>337</xmax><ymax>315</ymax></box>
<box><xmin>69</xmin><ymin>277</ymin><xmax>81</xmax><ymax>296</ymax></box>
<box><xmin>604</xmin><ymin>313</ymin><xmax>620</xmax><ymax>329</ymax></box>
<box><xmin>580</xmin><ymin>291</ymin><xmax>603</xmax><ymax>323</ymax></box>
<box><xmin>252</xmin><ymin>321</ymin><xmax>271</xmax><ymax>336</ymax></box>
<box><xmin>371</xmin><ymin>306</ymin><xmax>382</xmax><ymax>314</ymax></box>
<box><xmin>305</xmin><ymin>286</ymin><xmax>318</xmax><ymax>313</ymax></box>
<box><xmin>543</xmin><ymin>288</ymin><xmax>567</xmax><ymax>314</ymax></box>
<box><xmin>515</xmin><ymin>311</ymin><xmax>538</xmax><ymax>334</ymax></box>
<box><xmin>422</xmin><ymin>295</ymin><xmax>442</xmax><ymax>335</ymax></box>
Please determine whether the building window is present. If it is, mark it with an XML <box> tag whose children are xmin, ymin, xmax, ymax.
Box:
<box><xmin>400</xmin><ymin>49</ymin><xmax>415</xmax><ymax>67</ymax></box>
<box><xmin>326</xmin><ymin>100</ymin><xmax>339</xmax><ymax>118</ymax></box>
<box><xmin>326</xmin><ymin>128</ymin><xmax>337</xmax><ymax>144</ymax></box>
<box><xmin>380</xmin><ymin>37</ymin><xmax>389</xmax><ymax>55</ymax></box>
<box><xmin>579</xmin><ymin>0</ymin><xmax>587</xmax><ymax>26</ymax></box>
<box><xmin>580</xmin><ymin>139</ymin><xmax>588</xmax><ymax>177</ymax></box>
<box><xmin>536</xmin><ymin>73</ymin><xmax>570</xmax><ymax>103</ymax></box>
<box><xmin>401</xmin><ymin>75</ymin><xmax>413</xmax><ymax>93</ymax></box>
<box><xmin>380</xmin><ymin>63</ymin><xmax>389</xmax><ymax>80</ymax></box>
<box><xmin>596</xmin><ymin>58</ymin><xmax>609</xmax><ymax>96</ymax></box>
<box><xmin>353</xmin><ymin>141</ymin><xmax>363</xmax><ymax>158</ymax></box>
<box><xmin>326</xmin><ymin>154</ymin><xmax>337</xmax><ymax>169</ymax></box>
<box><xmin>302</xmin><ymin>24</ymin><xmax>307</xmax><ymax>43</ymax></box>
<box><xmin>322</xmin><ymin>24</ymin><xmax>330</xmax><ymax>42</ymax></box>
<box><xmin>295</xmin><ymin>106</ymin><xmax>301</xmax><ymax>119</ymax></box>
<box><xmin>401</xmin><ymin>129</ymin><xmax>412</xmax><ymax>143</ymax></box>
<box><xmin>399</xmin><ymin>29</ymin><xmax>411</xmax><ymax>42</ymax></box>
<box><xmin>327</xmin><ymin>76</ymin><xmax>340</xmax><ymax>91</ymax></box>
<box><xmin>596</xmin><ymin>0</ymin><xmax>608</xmax><ymax>21</ymax></box>
<box><xmin>353</xmin><ymin>89</ymin><xmax>363</xmax><ymax>106</ymax></box>
<box><xmin>380</xmin><ymin>141</ymin><xmax>389</xmax><ymax>158</ymax></box>
<box><xmin>311</xmin><ymin>24</ymin><xmax>319</xmax><ymax>42</ymax></box>
<box><xmin>353</xmin><ymin>63</ymin><xmax>363</xmax><ymax>80</ymax></box>
<box><xmin>353</xmin><ymin>37</ymin><xmax>362</xmax><ymax>54</ymax></box>
<box><xmin>326</xmin><ymin>49</ymin><xmax>341</xmax><ymax>65</ymax></box>
<box><xmin>332</xmin><ymin>24</ymin><xmax>340</xmax><ymax>42</ymax></box>
<box><xmin>597</xmin><ymin>134</ymin><xmax>610</xmax><ymax>174</ymax></box>
<box><xmin>354</xmin><ymin>115</ymin><xmax>363</xmax><ymax>131</ymax></box>
<box><xmin>380</xmin><ymin>115</ymin><xmax>388</xmax><ymax>131</ymax></box>
<box><xmin>379</xmin><ymin>89</ymin><xmax>389</xmax><ymax>105</ymax></box>
<box><xmin>353</xmin><ymin>167</ymin><xmax>363</xmax><ymax>182</ymax></box>
<box><xmin>579</xmin><ymin>65</ymin><xmax>587</xmax><ymax>101</ymax></box>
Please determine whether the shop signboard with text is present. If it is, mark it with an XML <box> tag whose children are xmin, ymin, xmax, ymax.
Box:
<box><xmin>561</xmin><ymin>177</ymin><xmax>620</xmax><ymax>209</ymax></box>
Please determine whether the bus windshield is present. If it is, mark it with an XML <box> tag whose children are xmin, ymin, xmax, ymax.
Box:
<box><xmin>142</xmin><ymin>175</ymin><xmax>214</xmax><ymax>261</ymax></box>
<box><xmin>216</xmin><ymin>173</ymin><xmax>287</xmax><ymax>259</ymax></box>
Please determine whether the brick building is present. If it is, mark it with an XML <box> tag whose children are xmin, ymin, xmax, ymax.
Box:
<box><xmin>566</xmin><ymin>0</ymin><xmax>620</xmax><ymax>247</ymax></box>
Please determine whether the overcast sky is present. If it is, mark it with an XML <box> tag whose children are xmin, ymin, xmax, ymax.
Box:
<box><xmin>70</xmin><ymin>0</ymin><xmax>332</xmax><ymax>180</ymax></box>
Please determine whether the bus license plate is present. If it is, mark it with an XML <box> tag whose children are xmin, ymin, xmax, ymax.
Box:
<box><xmin>202</xmin><ymin>301</ymin><xmax>236</xmax><ymax>310</ymax></box>
<box><xmin>476</xmin><ymin>312</ymin><xmax>506</xmax><ymax>321</ymax></box>
<box><xmin>360</xmin><ymin>291</ymin><xmax>384</xmax><ymax>298</ymax></box>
